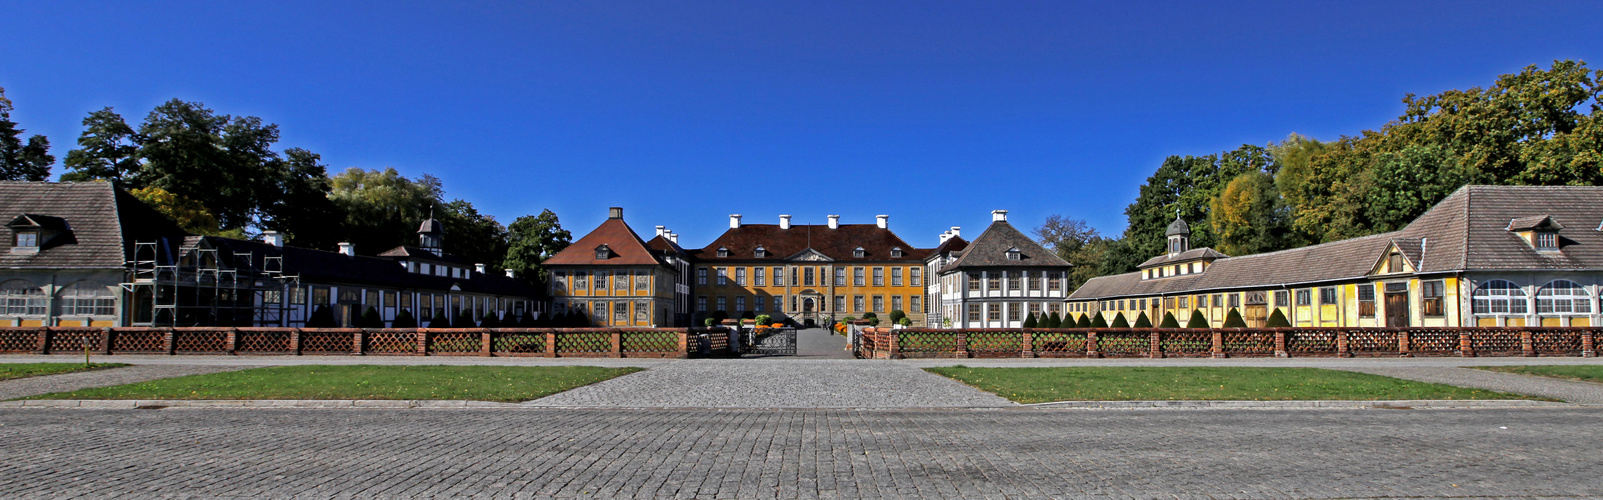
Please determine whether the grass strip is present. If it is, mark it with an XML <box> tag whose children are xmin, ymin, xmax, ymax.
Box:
<box><xmin>1471</xmin><ymin>365</ymin><xmax>1603</xmax><ymax>384</ymax></box>
<box><xmin>25</xmin><ymin>365</ymin><xmax>640</xmax><ymax>403</ymax></box>
<box><xmin>0</xmin><ymin>363</ymin><xmax>128</xmax><ymax>382</ymax></box>
<box><xmin>925</xmin><ymin>366</ymin><xmax>1541</xmax><ymax>404</ymax></box>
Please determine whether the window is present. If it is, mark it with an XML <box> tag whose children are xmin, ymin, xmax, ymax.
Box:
<box><xmin>716</xmin><ymin>268</ymin><xmax>728</xmax><ymax>286</ymax></box>
<box><xmin>422</xmin><ymin>294</ymin><xmax>434</xmax><ymax>314</ymax></box>
<box><xmin>384</xmin><ymin>291</ymin><xmax>396</xmax><ymax>308</ymax></box>
<box><xmin>1228</xmin><ymin>293</ymin><xmax>1240</xmax><ymax>308</ymax></box>
<box><xmin>1388</xmin><ymin>253</ymin><xmax>1405</xmax><ymax>273</ymax></box>
<box><xmin>910</xmin><ymin>268</ymin><xmax>921</xmax><ymax>286</ymax></box>
<box><xmin>754</xmin><ymin>246</ymin><xmax>767</xmax><ymax>258</ymax></box>
<box><xmin>697</xmin><ymin>296</ymin><xmax>707</xmax><ymax>312</ymax></box>
<box><xmin>873</xmin><ymin>295</ymin><xmax>884</xmax><ymax>312</ymax></box>
<box><xmin>1006</xmin><ymin>272</ymin><xmax>1021</xmax><ymax>291</ymax></box>
<box><xmin>987</xmin><ymin>273</ymin><xmax>1000</xmax><ymax>291</ymax></box>
<box><xmin>735</xmin><ymin>296</ymin><xmax>745</xmax><ymax>313</ymax></box>
<box><xmin>552</xmin><ymin>272</ymin><xmax>567</xmax><ymax>293</ymax></box>
<box><xmin>804</xmin><ymin>267</ymin><xmax>815</xmax><ymax>286</ymax></box>
<box><xmin>614</xmin><ymin>302</ymin><xmax>628</xmax><ymax>322</ymax></box>
<box><xmin>755</xmin><ymin>267</ymin><xmax>766</xmax><ymax>287</ymax></box>
<box><xmin>1007</xmin><ymin>303</ymin><xmax>1021</xmax><ymax>321</ymax></box>
<box><xmin>1049</xmin><ymin>274</ymin><xmax>1062</xmax><ymax>291</ymax></box>
<box><xmin>291</xmin><ymin>286</ymin><xmax>307</xmax><ymax>305</ymax></box>
<box><xmin>1139</xmin><ymin>298</ymin><xmax>1147</xmax><ymax>310</ymax></box>
<box><xmin>262</xmin><ymin>290</ymin><xmax>282</xmax><ymax>305</ymax></box>
<box><xmin>1028</xmin><ymin>273</ymin><xmax>1041</xmax><ymax>291</ymax></box>
<box><xmin>1295</xmin><ymin>290</ymin><xmax>1311</xmax><ymax>306</ymax></box>
<box><xmin>873</xmin><ymin>268</ymin><xmax>885</xmax><ymax>286</ymax></box>
<box><xmin>853</xmin><ymin>247</ymin><xmax>865</xmax><ymax>258</ymax></box>
<box><xmin>717</xmin><ymin>247</ymin><xmax>729</xmax><ymax>258</ymax></box>
<box><xmin>53</xmin><ymin>282</ymin><xmax>114</xmax><ymax>316</ymax></box>
<box><xmin>1028</xmin><ymin>302</ymin><xmax>1041</xmax><ymax>317</ymax></box>
<box><xmin>1536</xmin><ymin>233</ymin><xmax>1558</xmax><ymax>249</ymax></box>
<box><xmin>987</xmin><ymin>303</ymin><xmax>1001</xmax><ymax>321</ymax></box>
<box><xmin>1313</xmin><ymin>288</ymin><xmax>1333</xmax><ymax>305</ymax></box>
<box><xmin>312</xmin><ymin>287</ymin><xmax>331</xmax><ymax>305</ymax></box>
<box><xmin>854</xmin><ymin>268</ymin><xmax>866</xmax><ymax>287</ymax></box>
<box><xmin>968</xmin><ymin>304</ymin><xmax>981</xmax><ymax>322</ymax></box>
<box><xmin>891</xmin><ymin>247</ymin><xmax>903</xmax><ymax>258</ymax></box>
<box><xmin>1358</xmin><ymin>284</ymin><xmax>1376</xmax><ymax>317</ymax></box>
<box><xmin>636</xmin><ymin>301</ymin><xmax>649</xmax><ymax>322</ymax></box>
<box><xmin>910</xmin><ymin>295</ymin><xmax>921</xmax><ymax>313</ymax></box>
<box><xmin>1178</xmin><ymin>296</ymin><xmax>1189</xmax><ymax>308</ymax></box>
<box><xmin>835</xmin><ymin>267</ymin><xmax>846</xmax><ymax>286</ymax></box>
<box><xmin>616</xmin><ymin>273</ymin><xmax>630</xmax><ymax>291</ymax></box>
<box><xmin>636</xmin><ymin>274</ymin><xmax>649</xmax><ymax>291</ymax></box>
<box><xmin>774</xmin><ymin>295</ymin><xmax>784</xmax><ymax>310</ymax></box>
<box><xmin>791</xmin><ymin>268</ymin><xmax>799</xmax><ymax>286</ymax></box>
<box><xmin>716</xmin><ymin>296</ymin><xmax>726</xmax><ymax>312</ymax></box>
<box><xmin>576</xmin><ymin>272</ymin><xmax>589</xmax><ymax>290</ymax></box>
<box><xmin>1197</xmin><ymin>295</ymin><xmax>1208</xmax><ymax>308</ymax></box>
<box><xmin>1536</xmin><ymin>280</ymin><xmax>1590</xmax><ymax>314</ymax></box>
<box><xmin>773</xmin><ymin>267</ymin><xmax>784</xmax><ymax>286</ymax></box>
<box><xmin>735</xmin><ymin>267</ymin><xmax>746</xmax><ymax>286</ymax></box>
<box><xmin>854</xmin><ymin>295</ymin><xmax>865</xmax><ymax>312</ymax></box>
<box><xmin>419</xmin><ymin>263</ymin><xmax>431</xmax><ymax>275</ymax></box>
<box><xmin>755</xmin><ymin>296</ymin><xmax>765</xmax><ymax>312</ymax></box>
<box><xmin>595</xmin><ymin>271</ymin><xmax>609</xmax><ymax>290</ymax></box>
<box><xmin>891</xmin><ymin>268</ymin><xmax>903</xmax><ymax>287</ymax></box>
<box><xmin>967</xmin><ymin>273</ymin><xmax>980</xmax><ymax>291</ymax></box>
<box><xmin>14</xmin><ymin>231</ymin><xmax>37</xmax><ymax>247</ymax></box>
<box><xmin>1005</xmin><ymin>247</ymin><xmax>1022</xmax><ymax>261</ymax></box>
<box><xmin>594</xmin><ymin>244</ymin><xmax>610</xmax><ymax>260</ymax></box>
<box><xmin>1274</xmin><ymin>290</ymin><xmax>1289</xmax><ymax>307</ymax></box>
<box><xmin>834</xmin><ymin>296</ymin><xmax>845</xmax><ymax>312</ymax></box>
<box><xmin>696</xmin><ymin>268</ymin><xmax>707</xmax><ymax>286</ymax></box>
<box><xmin>1422</xmin><ymin>280</ymin><xmax>1445</xmax><ymax>316</ymax></box>
<box><xmin>892</xmin><ymin>295</ymin><xmax>903</xmax><ymax>312</ymax></box>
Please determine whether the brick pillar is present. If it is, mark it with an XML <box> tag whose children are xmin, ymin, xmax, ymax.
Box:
<box><xmin>886</xmin><ymin>329</ymin><xmax>901</xmax><ymax>360</ymax></box>
<box><xmin>1336</xmin><ymin>330</ymin><xmax>1350</xmax><ymax>358</ymax></box>
<box><xmin>1459</xmin><ymin>332</ymin><xmax>1474</xmax><ymax>357</ymax></box>
<box><xmin>676</xmin><ymin>330</ymin><xmax>690</xmax><ymax>359</ymax></box>
<box><xmin>1021</xmin><ymin>331</ymin><xmax>1035</xmax><ymax>358</ymax></box>
<box><xmin>954</xmin><ymin>331</ymin><xmax>969</xmax><ymax>358</ymax></box>
<box><xmin>481</xmin><ymin>330</ymin><xmax>493</xmax><ymax>357</ymax></box>
<box><xmin>1397</xmin><ymin>330</ymin><xmax>1411</xmax><ymax>357</ymax></box>
<box><xmin>545</xmin><ymin>330</ymin><xmax>557</xmax><ymax>358</ymax></box>
<box><xmin>417</xmin><ymin>330</ymin><xmax>429</xmax><ymax>356</ymax></box>
<box><xmin>1581</xmin><ymin>329</ymin><xmax>1595</xmax><ymax>357</ymax></box>
<box><xmin>225</xmin><ymin>328</ymin><xmax>238</xmax><ymax>355</ymax></box>
<box><xmin>1149</xmin><ymin>331</ymin><xmax>1163</xmax><ymax>359</ymax></box>
<box><xmin>35</xmin><ymin>329</ymin><xmax>49</xmax><ymax>354</ymax></box>
<box><xmin>352</xmin><ymin>330</ymin><xmax>364</xmax><ymax>356</ymax></box>
<box><xmin>1274</xmin><ymin>330</ymin><xmax>1288</xmax><ymax>358</ymax></box>
<box><xmin>101</xmin><ymin>328</ymin><xmax>114</xmax><ymax>355</ymax></box>
<box><xmin>611</xmin><ymin>330</ymin><xmax>623</xmax><ymax>358</ymax></box>
<box><xmin>164</xmin><ymin>328</ymin><xmax>176</xmax><ymax>355</ymax></box>
<box><xmin>1086</xmin><ymin>331</ymin><xmax>1100</xmax><ymax>358</ymax></box>
<box><xmin>1521</xmin><ymin>330</ymin><xmax>1535</xmax><ymax>357</ymax></box>
<box><xmin>290</xmin><ymin>329</ymin><xmax>302</xmax><ymax>355</ymax></box>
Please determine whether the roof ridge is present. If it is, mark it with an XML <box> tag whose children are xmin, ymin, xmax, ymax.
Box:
<box><xmin>1212</xmin><ymin>230</ymin><xmax>1400</xmax><ymax>262</ymax></box>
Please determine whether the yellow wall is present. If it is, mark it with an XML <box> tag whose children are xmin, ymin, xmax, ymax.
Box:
<box><xmin>694</xmin><ymin>263</ymin><xmax>926</xmax><ymax>322</ymax></box>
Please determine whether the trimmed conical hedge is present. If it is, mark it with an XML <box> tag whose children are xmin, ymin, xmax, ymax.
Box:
<box><xmin>358</xmin><ymin>306</ymin><xmax>385</xmax><ymax>328</ymax></box>
<box><xmin>1109</xmin><ymin>312</ymin><xmax>1129</xmax><ymax>328</ymax></box>
<box><xmin>391</xmin><ymin>308</ymin><xmax>417</xmax><ymax>328</ymax></box>
<box><xmin>306</xmin><ymin>306</ymin><xmax>337</xmax><ymax>328</ymax></box>
<box><xmin>1044</xmin><ymin>311</ymin><xmax>1062</xmax><ymax>328</ymax></box>
<box><xmin>1223</xmin><ymin>308</ymin><xmax>1247</xmax><ymax>328</ymax></box>
<box><xmin>1159</xmin><ymin>311</ymin><xmax>1180</xmax><ymax>328</ymax></box>
<box><xmin>1076</xmin><ymin>313</ymin><xmax>1092</xmax><ymax>328</ymax></box>
<box><xmin>1133</xmin><ymin>311</ymin><xmax>1152</xmax><ymax>328</ymax></box>
<box><xmin>1089</xmin><ymin>314</ymin><xmax>1108</xmax><ymax>328</ymax></box>
<box><xmin>1186</xmin><ymin>310</ymin><xmax>1209</xmax><ymax>328</ymax></box>
<box><xmin>1266</xmin><ymin>309</ymin><xmax>1291</xmax><ymax>327</ymax></box>
<box><xmin>1022</xmin><ymin>313</ymin><xmax>1038</xmax><ymax>328</ymax></box>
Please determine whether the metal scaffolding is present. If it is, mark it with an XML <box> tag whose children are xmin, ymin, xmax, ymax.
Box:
<box><xmin>122</xmin><ymin>240</ymin><xmax>298</xmax><ymax>327</ymax></box>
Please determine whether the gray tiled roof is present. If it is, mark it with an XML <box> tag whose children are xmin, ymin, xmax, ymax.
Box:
<box><xmin>1138</xmin><ymin>247</ymin><xmax>1229</xmax><ymax>268</ymax></box>
<box><xmin>1165</xmin><ymin>218</ymin><xmax>1191</xmax><ymax>236</ymax></box>
<box><xmin>943</xmin><ymin>220</ymin><xmax>1070</xmax><ymax>271</ymax></box>
<box><xmin>1070</xmin><ymin>185</ymin><xmax>1603</xmax><ymax>300</ymax></box>
<box><xmin>0</xmin><ymin>182</ymin><xmax>187</xmax><ymax>270</ymax></box>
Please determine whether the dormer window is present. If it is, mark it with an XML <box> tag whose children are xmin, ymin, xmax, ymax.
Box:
<box><xmin>1536</xmin><ymin>232</ymin><xmax>1558</xmax><ymax>250</ymax></box>
<box><xmin>754</xmin><ymin>246</ymin><xmax>767</xmax><ymax>258</ymax></box>
<box><xmin>717</xmin><ymin>247</ymin><xmax>729</xmax><ymax>258</ymax></box>
<box><xmin>14</xmin><ymin>231</ymin><xmax>37</xmax><ymax>248</ymax></box>
<box><xmin>853</xmin><ymin>247</ymin><xmax>865</xmax><ymax>258</ymax></box>
<box><xmin>1005</xmin><ymin>247</ymin><xmax>1022</xmax><ymax>261</ymax></box>
<box><xmin>890</xmin><ymin>247</ymin><xmax>903</xmax><ymax>258</ymax></box>
<box><xmin>594</xmin><ymin>244</ymin><xmax>612</xmax><ymax>260</ymax></box>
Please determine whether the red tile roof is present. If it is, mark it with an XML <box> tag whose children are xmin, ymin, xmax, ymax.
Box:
<box><xmin>691</xmin><ymin>224</ymin><xmax>928</xmax><ymax>263</ymax></box>
<box><xmin>544</xmin><ymin>218</ymin><xmax>663</xmax><ymax>266</ymax></box>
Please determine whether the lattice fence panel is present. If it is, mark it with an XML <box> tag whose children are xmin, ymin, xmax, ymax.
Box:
<box><xmin>236</xmin><ymin>330</ymin><xmax>292</xmax><ymax>353</ymax></box>
<box><xmin>1532</xmin><ymin>329</ymin><xmax>1582</xmax><ymax>354</ymax></box>
<box><xmin>0</xmin><ymin>329</ymin><xmax>38</xmax><ymax>352</ymax></box>
<box><xmin>967</xmin><ymin>331</ymin><xmax>1023</xmax><ymax>357</ymax></box>
<box><xmin>174</xmin><ymin>330</ymin><xmax>227</xmax><ymax>352</ymax></box>
<box><xmin>1032</xmin><ymin>331</ymin><xmax>1086</xmax><ymax>357</ymax></box>
<box><xmin>428</xmin><ymin>331</ymin><xmax>481</xmax><ymax>354</ymax></box>
<box><xmin>707</xmin><ymin>330</ymin><xmax>728</xmax><ymax>353</ymax></box>
<box><xmin>1470</xmin><ymin>330</ymin><xmax>1522</xmax><ymax>355</ymax></box>
<box><xmin>366</xmin><ymin>331</ymin><xmax>418</xmax><ymax>354</ymax></box>
<box><xmin>1221</xmin><ymin>331</ymin><xmax>1275</xmax><ymax>356</ymax></box>
<box><xmin>111</xmin><ymin>330</ymin><xmax>164</xmax><ymax>352</ymax></box>
<box><xmin>1097</xmin><ymin>332</ymin><xmax>1149</xmax><ymax>357</ymax></box>
<box><xmin>897</xmin><ymin>331</ymin><xmax>960</xmax><ymax>357</ymax></box>
<box><xmin>1409</xmin><ymin>329</ymin><xmax>1459</xmax><ymax>355</ymax></box>
<box><xmin>555</xmin><ymin>331</ymin><xmax>612</xmax><ymax>354</ymax></box>
<box><xmin>1347</xmin><ymin>330</ymin><xmax>1398</xmax><ymax>355</ymax></box>
<box><xmin>1286</xmin><ymin>330</ymin><xmax>1336</xmax><ymax>354</ymax></box>
<box><xmin>300</xmin><ymin>331</ymin><xmax>352</xmax><ymax>353</ymax></box>
<box><xmin>492</xmin><ymin>332</ymin><xmax>546</xmax><ymax>354</ymax></box>
<box><xmin>48</xmin><ymin>330</ymin><xmax>102</xmax><ymax>353</ymax></box>
<box><xmin>1159</xmin><ymin>331</ymin><xmax>1212</xmax><ymax>357</ymax></box>
<box><xmin>621</xmin><ymin>331</ymin><xmax>679</xmax><ymax>353</ymax></box>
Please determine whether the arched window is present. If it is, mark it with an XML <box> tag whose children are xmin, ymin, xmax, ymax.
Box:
<box><xmin>1</xmin><ymin>280</ymin><xmax>47</xmax><ymax>316</ymax></box>
<box><xmin>1536</xmin><ymin>280</ymin><xmax>1591</xmax><ymax>315</ymax></box>
<box><xmin>57</xmin><ymin>282</ymin><xmax>116</xmax><ymax>317</ymax></box>
<box><xmin>1472</xmin><ymin>280</ymin><xmax>1527</xmax><ymax>315</ymax></box>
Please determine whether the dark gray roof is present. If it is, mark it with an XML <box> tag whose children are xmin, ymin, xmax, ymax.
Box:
<box><xmin>943</xmin><ymin>220</ymin><xmax>1070</xmax><ymax>271</ymax></box>
<box><xmin>1165</xmin><ymin>218</ymin><xmax>1191</xmax><ymax>236</ymax></box>
<box><xmin>0</xmin><ymin>182</ymin><xmax>187</xmax><ymax>270</ymax></box>
<box><xmin>929</xmin><ymin>235</ymin><xmax>968</xmax><ymax>257</ymax></box>
<box><xmin>193</xmin><ymin>236</ymin><xmax>542</xmax><ymax>298</ymax></box>
<box><xmin>1070</xmin><ymin>185</ymin><xmax>1603</xmax><ymax>300</ymax></box>
<box><xmin>1138</xmin><ymin>247</ymin><xmax>1229</xmax><ymax>268</ymax></box>
<box><xmin>418</xmin><ymin>218</ymin><xmax>444</xmax><ymax>234</ymax></box>
<box><xmin>1506</xmin><ymin>215</ymin><xmax>1561</xmax><ymax>231</ymax></box>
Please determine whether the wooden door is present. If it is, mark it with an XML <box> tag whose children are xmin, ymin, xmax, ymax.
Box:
<box><xmin>1245</xmin><ymin>305</ymin><xmax>1267</xmax><ymax>327</ymax></box>
<box><xmin>1385</xmin><ymin>293</ymin><xmax>1409</xmax><ymax>327</ymax></box>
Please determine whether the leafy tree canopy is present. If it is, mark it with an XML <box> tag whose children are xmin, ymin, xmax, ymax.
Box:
<box><xmin>0</xmin><ymin>87</ymin><xmax>54</xmax><ymax>181</ymax></box>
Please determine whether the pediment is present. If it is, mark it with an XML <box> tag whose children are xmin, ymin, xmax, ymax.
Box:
<box><xmin>786</xmin><ymin>248</ymin><xmax>834</xmax><ymax>262</ymax></box>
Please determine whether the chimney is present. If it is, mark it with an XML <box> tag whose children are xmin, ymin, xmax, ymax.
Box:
<box><xmin>337</xmin><ymin>242</ymin><xmax>355</xmax><ymax>256</ymax></box>
<box><xmin>827</xmin><ymin>215</ymin><xmax>840</xmax><ymax>229</ymax></box>
<box><xmin>263</xmin><ymin>231</ymin><xmax>285</xmax><ymax>248</ymax></box>
<box><xmin>668</xmin><ymin>231</ymin><xmax>678</xmax><ymax>244</ymax></box>
<box><xmin>655</xmin><ymin>225</ymin><xmax>666</xmax><ymax>237</ymax></box>
<box><xmin>475</xmin><ymin>263</ymin><xmax>487</xmax><ymax>274</ymax></box>
<box><xmin>505</xmin><ymin>268</ymin><xmax>516</xmax><ymax>278</ymax></box>
<box><xmin>779</xmin><ymin>215</ymin><xmax>791</xmax><ymax>230</ymax></box>
<box><xmin>609</xmin><ymin>207</ymin><xmax>623</xmax><ymax>220</ymax></box>
<box><xmin>939</xmin><ymin>231</ymin><xmax>951</xmax><ymax>244</ymax></box>
<box><xmin>730</xmin><ymin>214</ymin><xmax>742</xmax><ymax>229</ymax></box>
<box><xmin>992</xmin><ymin>210</ymin><xmax>1008</xmax><ymax>222</ymax></box>
<box><xmin>876</xmin><ymin>215</ymin><xmax>889</xmax><ymax>229</ymax></box>
<box><xmin>950</xmin><ymin>226</ymin><xmax>961</xmax><ymax>238</ymax></box>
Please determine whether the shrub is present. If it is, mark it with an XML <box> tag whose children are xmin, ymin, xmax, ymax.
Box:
<box><xmin>711</xmin><ymin>310</ymin><xmax>729</xmax><ymax>322</ymax></box>
<box><xmin>888</xmin><ymin>310</ymin><xmax>906</xmax><ymax>325</ymax></box>
<box><xmin>357</xmin><ymin>306</ymin><xmax>385</xmax><ymax>328</ymax></box>
<box><xmin>427</xmin><ymin>309</ymin><xmax>450</xmax><ymax>328</ymax></box>
<box><xmin>862</xmin><ymin>312</ymin><xmax>878</xmax><ymax>320</ymax></box>
<box><xmin>1186</xmin><ymin>310</ymin><xmax>1209</xmax><ymax>328</ymax></box>
<box><xmin>704</xmin><ymin>317</ymin><xmax>717</xmax><ymax>327</ymax></box>
<box><xmin>1044</xmin><ymin>311</ymin><xmax>1062</xmax><ymax>328</ymax></box>
<box><xmin>1022</xmin><ymin>313</ymin><xmax>1038</xmax><ymax>328</ymax></box>
<box><xmin>391</xmin><ymin>308</ymin><xmax>418</xmax><ymax>329</ymax></box>
<box><xmin>1076</xmin><ymin>314</ymin><xmax>1092</xmax><ymax>328</ymax></box>
<box><xmin>1109</xmin><ymin>312</ymin><xmax>1129</xmax><ymax>328</ymax></box>
<box><xmin>1133</xmin><ymin>311</ymin><xmax>1152</xmax><ymax>328</ymax></box>
<box><xmin>754</xmin><ymin>314</ymin><xmax>772</xmax><ymax>326</ymax></box>
<box><xmin>740</xmin><ymin>311</ymin><xmax>756</xmax><ymax>320</ymax></box>
<box><xmin>1159</xmin><ymin>312</ymin><xmax>1180</xmax><ymax>328</ymax></box>
<box><xmin>842</xmin><ymin>316</ymin><xmax>857</xmax><ymax>323</ymax></box>
<box><xmin>480</xmin><ymin>312</ymin><xmax>502</xmax><ymax>328</ymax></box>
<box><xmin>456</xmin><ymin>309</ymin><xmax>475</xmax><ymax>328</ymax></box>
<box><xmin>866</xmin><ymin>317</ymin><xmax>881</xmax><ymax>327</ymax></box>
<box><xmin>1266</xmin><ymin>309</ymin><xmax>1291</xmax><ymax>327</ymax></box>
<box><xmin>1223</xmin><ymin>308</ymin><xmax>1247</xmax><ymax>328</ymax></box>
<box><xmin>1089</xmin><ymin>314</ymin><xmax>1108</xmax><ymax>328</ymax></box>
<box><xmin>896</xmin><ymin>317</ymin><xmax>911</xmax><ymax>326</ymax></box>
<box><xmin>305</xmin><ymin>306</ymin><xmax>337</xmax><ymax>328</ymax></box>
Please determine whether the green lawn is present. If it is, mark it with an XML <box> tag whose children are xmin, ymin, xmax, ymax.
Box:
<box><xmin>0</xmin><ymin>363</ymin><xmax>128</xmax><ymax>382</ymax></box>
<box><xmin>925</xmin><ymin>366</ymin><xmax>1540</xmax><ymax>403</ymax></box>
<box><xmin>25</xmin><ymin>365</ymin><xmax>640</xmax><ymax>403</ymax></box>
<box><xmin>1472</xmin><ymin>365</ymin><xmax>1603</xmax><ymax>384</ymax></box>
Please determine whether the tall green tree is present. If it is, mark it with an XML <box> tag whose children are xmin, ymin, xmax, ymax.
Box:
<box><xmin>132</xmin><ymin>99</ymin><xmax>271</xmax><ymax>229</ymax></box>
<box><xmin>328</xmin><ymin>167</ymin><xmax>441</xmax><ymax>252</ymax></box>
<box><xmin>504</xmin><ymin>209</ymin><xmax>573</xmax><ymax>284</ymax></box>
<box><xmin>437</xmin><ymin>199</ymin><xmax>509</xmax><ymax>268</ymax></box>
<box><xmin>1209</xmin><ymin>171</ymin><xmax>1290</xmax><ymax>256</ymax></box>
<box><xmin>1098</xmin><ymin>145</ymin><xmax>1275</xmax><ymax>273</ymax></box>
<box><xmin>259</xmin><ymin>148</ymin><xmax>345</xmax><ymax>250</ymax></box>
<box><xmin>0</xmin><ymin>87</ymin><xmax>54</xmax><ymax>181</ymax></box>
<box><xmin>1033</xmin><ymin>214</ymin><xmax>1107</xmax><ymax>291</ymax></box>
<box><xmin>61</xmin><ymin>108</ymin><xmax>140</xmax><ymax>182</ymax></box>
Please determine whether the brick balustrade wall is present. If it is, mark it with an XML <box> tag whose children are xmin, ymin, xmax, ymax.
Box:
<box><xmin>0</xmin><ymin>327</ymin><xmax>734</xmax><ymax>359</ymax></box>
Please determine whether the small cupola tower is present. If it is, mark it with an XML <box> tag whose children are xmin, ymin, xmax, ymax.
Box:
<box><xmin>1165</xmin><ymin>216</ymin><xmax>1191</xmax><ymax>257</ymax></box>
<box><xmin>418</xmin><ymin>207</ymin><xmax>445</xmax><ymax>256</ymax></box>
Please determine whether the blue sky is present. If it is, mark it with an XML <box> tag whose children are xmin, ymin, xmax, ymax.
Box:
<box><xmin>3</xmin><ymin>1</ymin><xmax>1600</xmax><ymax>249</ymax></box>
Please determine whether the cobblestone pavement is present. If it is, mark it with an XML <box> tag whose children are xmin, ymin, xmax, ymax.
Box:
<box><xmin>0</xmin><ymin>364</ymin><xmax>256</xmax><ymax>400</ymax></box>
<box><xmin>527</xmin><ymin>359</ymin><xmax>1013</xmax><ymax>408</ymax></box>
<box><xmin>1</xmin><ymin>407</ymin><xmax>1599</xmax><ymax>498</ymax></box>
<box><xmin>793</xmin><ymin>328</ymin><xmax>852</xmax><ymax>359</ymax></box>
<box><xmin>1337</xmin><ymin>366</ymin><xmax>1603</xmax><ymax>404</ymax></box>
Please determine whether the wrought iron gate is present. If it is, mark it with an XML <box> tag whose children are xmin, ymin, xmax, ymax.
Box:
<box><xmin>744</xmin><ymin>327</ymin><xmax>798</xmax><ymax>356</ymax></box>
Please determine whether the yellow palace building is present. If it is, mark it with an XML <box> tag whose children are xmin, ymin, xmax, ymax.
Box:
<box><xmin>1069</xmin><ymin>185</ymin><xmax>1603</xmax><ymax>328</ymax></box>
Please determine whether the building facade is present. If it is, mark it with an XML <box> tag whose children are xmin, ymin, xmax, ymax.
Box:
<box><xmin>691</xmin><ymin>214</ymin><xmax>930</xmax><ymax>327</ymax></box>
<box><xmin>1068</xmin><ymin>185</ymin><xmax>1603</xmax><ymax>329</ymax></box>
<box><xmin>543</xmin><ymin>207</ymin><xmax>691</xmax><ymax>327</ymax></box>
<box><xmin>930</xmin><ymin>210</ymin><xmax>1073</xmax><ymax>328</ymax></box>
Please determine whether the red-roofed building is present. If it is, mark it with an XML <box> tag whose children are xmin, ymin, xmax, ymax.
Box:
<box><xmin>543</xmin><ymin>207</ymin><xmax>692</xmax><ymax>327</ymax></box>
